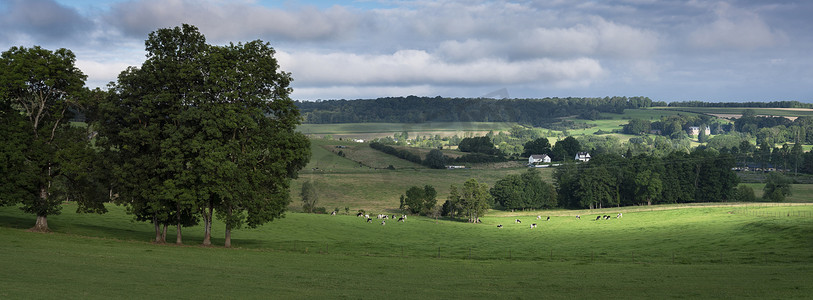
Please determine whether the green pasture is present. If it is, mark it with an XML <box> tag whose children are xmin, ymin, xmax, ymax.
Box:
<box><xmin>297</xmin><ymin>122</ymin><xmax>517</xmax><ymax>139</ymax></box>
<box><xmin>294</xmin><ymin>138</ymin><xmax>537</xmax><ymax>211</ymax></box>
<box><xmin>653</xmin><ymin>107</ymin><xmax>813</xmax><ymax>118</ymax></box>
<box><xmin>2</xmin><ymin>203</ymin><xmax>813</xmax><ymax>298</ymax></box>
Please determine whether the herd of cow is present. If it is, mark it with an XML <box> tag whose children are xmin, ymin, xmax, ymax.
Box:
<box><xmin>355</xmin><ymin>212</ymin><xmax>406</xmax><ymax>225</ymax></box>
<box><xmin>497</xmin><ymin>213</ymin><xmax>623</xmax><ymax>229</ymax></box>
<box><xmin>349</xmin><ymin>211</ymin><xmax>623</xmax><ymax>228</ymax></box>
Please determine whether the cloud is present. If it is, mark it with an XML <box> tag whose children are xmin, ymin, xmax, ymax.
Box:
<box><xmin>688</xmin><ymin>2</ymin><xmax>787</xmax><ymax>50</ymax></box>
<box><xmin>276</xmin><ymin>50</ymin><xmax>604</xmax><ymax>88</ymax></box>
<box><xmin>436</xmin><ymin>17</ymin><xmax>659</xmax><ymax>62</ymax></box>
<box><xmin>105</xmin><ymin>0</ymin><xmax>361</xmax><ymax>42</ymax></box>
<box><xmin>0</xmin><ymin>0</ymin><xmax>93</xmax><ymax>43</ymax></box>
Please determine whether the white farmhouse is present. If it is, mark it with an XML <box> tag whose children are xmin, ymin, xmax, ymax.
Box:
<box><xmin>528</xmin><ymin>154</ymin><xmax>551</xmax><ymax>165</ymax></box>
<box><xmin>575</xmin><ymin>152</ymin><xmax>591</xmax><ymax>162</ymax></box>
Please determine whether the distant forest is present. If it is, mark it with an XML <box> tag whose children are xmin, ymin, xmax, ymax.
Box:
<box><xmin>666</xmin><ymin>101</ymin><xmax>813</xmax><ymax>108</ymax></box>
<box><xmin>295</xmin><ymin>96</ymin><xmax>658</xmax><ymax>125</ymax></box>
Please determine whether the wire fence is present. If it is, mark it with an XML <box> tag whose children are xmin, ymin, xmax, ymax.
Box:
<box><xmin>266</xmin><ymin>241</ymin><xmax>812</xmax><ymax>265</ymax></box>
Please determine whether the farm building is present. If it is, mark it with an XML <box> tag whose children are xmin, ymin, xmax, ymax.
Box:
<box><xmin>688</xmin><ymin>126</ymin><xmax>710</xmax><ymax>136</ymax></box>
<box><xmin>575</xmin><ymin>152</ymin><xmax>591</xmax><ymax>162</ymax></box>
<box><xmin>528</xmin><ymin>154</ymin><xmax>551</xmax><ymax>165</ymax></box>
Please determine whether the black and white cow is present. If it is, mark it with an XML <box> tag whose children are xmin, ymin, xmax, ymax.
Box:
<box><xmin>530</xmin><ymin>223</ymin><xmax>537</xmax><ymax>228</ymax></box>
<box><xmin>497</xmin><ymin>224</ymin><xmax>503</xmax><ymax>229</ymax></box>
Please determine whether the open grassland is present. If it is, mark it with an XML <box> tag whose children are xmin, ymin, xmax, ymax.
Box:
<box><xmin>1</xmin><ymin>203</ymin><xmax>813</xmax><ymax>298</ymax></box>
<box><xmin>652</xmin><ymin>107</ymin><xmax>813</xmax><ymax>119</ymax></box>
<box><xmin>298</xmin><ymin>122</ymin><xmax>517</xmax><ymax>140</ymax></box>
<box><xmin>294</xmin><ymin>138</ymin><xmax>536</xmax><ymax>211</ymax></box>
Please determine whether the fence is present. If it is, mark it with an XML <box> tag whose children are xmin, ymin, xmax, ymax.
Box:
<box><xmin>267</xmin><ymin>241</ymin><xmax>811</xmax><ymax>265</ymax></box>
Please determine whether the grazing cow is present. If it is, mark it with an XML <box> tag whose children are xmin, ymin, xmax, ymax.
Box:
<box><xmin>398</xmin><ymin>217</ymin><xmax>405</xmax><ymax>222</ymax></box>
<box><xmin>596</xmin><ymin>216</ymin><xmax>602</xmax><ymax>220</ymax></box>
<box><xmin>381</xmin><ymin>221</ymin><xmax>386</xmax><ymax>225</ymax></box>
<box><xmin>537</xmin><ymin>215</ymin><xmax>541</xmax><ymax>220</ymax></box>
<box><xmin>515</xmin><ymin>219</ymin><xmax>522</xmax><ymax>224</ymax></box>
<box><xmin>617</xmin><ymin>213</ymin><xmax>622</xmax><ymax>218</ymax></box>
<box><xmin>364</xmin><ymin>214</ymin><xmax>370</xmax><ymax>219</ymax></box>
<box><xmin>331</xmin><ymin>211</ymin><xmax>337</xmax><ymax>216</ymax></box>
<box><xmin>546</xmin><ymin>216</ymin><xmax>550</xmax><ymax>221</ymax></box>
<box><xmin>576</xmin><ymin>215</ymin><xmax>581</xmax><ymax>220</ymax></box>
<box><xmin>530</xmin><ymin>223</ymin><xmax>537</xmax><ymax>228</ymax></box>
<box><xmin>604</xmin><ymin>215</ymin><xmax>611</xmax><ymax>220</ymax></box>
<box><xmin>497</xmin><ymin>224</ymin><xmax>503</xmax><ymax>229</ymax></box>
<box><xmin>357</xmin><ymin>212</ymin><xmax>364</xmax><ymax>217</ymax></box>
<box><xmin>367</xmin><ymin>218</ymin><xmax>372</xmax><ymax>223</ymax></box>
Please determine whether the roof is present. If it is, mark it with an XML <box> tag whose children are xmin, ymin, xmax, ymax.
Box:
<box><xmin>530</xmin><ymin>154</ymin><xmax>549</xmax><ymax>159</ymax></box>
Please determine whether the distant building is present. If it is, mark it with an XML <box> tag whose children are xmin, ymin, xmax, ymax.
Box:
<box><xmin>353</xmin><ymin>139</ymin><xmax>365</xmax><ymax>143</ymax></box>
<box><xmin>446</xmin><ymin>165</ymin><xmax>466</xmax><ymax>169</ymax></box>
<box><xmin>575</xmin><ymin>152</ymin><xmax>591</xmax><ymax>162</ymax></box>
<box><xmin>528</xmin><ymin>154</ymin><xmax>551</xmax><ymax>165</ymax></box>
<box><xmin>688</xmin><ymin>126</ymin><xmax>710</xmax><ymax>136</ymax></box>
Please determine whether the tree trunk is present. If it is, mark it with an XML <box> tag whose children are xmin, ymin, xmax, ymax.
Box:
<box><xmin>153</xmin><ymin>215</ymin><xmax>163</xmax><ymax>243</ymax></box>
<box><xmin>224</xmin><ymin>206</ymin><xmax>232</xmax><ymax>248</ymax></box>
<box><xmin>161</xmin><ymin>224</ymin><xmax>167</xmax><ymax>242</ymax></box>
<box><xmin>31</xmin><ymin>215</ymin><xmax>49</xmax><ymax>232</ymax></box>
<box><xmin>202</xmin><ymin>203</ymin><xmax>212</xmax><ymax>246</ymax></box>
<box><xmin>176</xmin><ymin>223</ymin><xmax>182</xmax><ymax>245</ymax></box>
<box><xmin>224</xmin><ymin>227</ymin><xmax>231</xmax><ymax>248</ymax></box>
<box><xmin>30</xmin><ymin>186</ymin><xmax>50</xmax><ymax>232</ymax></box>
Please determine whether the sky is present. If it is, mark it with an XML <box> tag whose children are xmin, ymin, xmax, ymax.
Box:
<box><xmin>1</xmin><ymin>0</ymin><xmax>812</xmax><ymax>102</ymax></box>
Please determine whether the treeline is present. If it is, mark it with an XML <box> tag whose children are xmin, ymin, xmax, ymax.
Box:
<box><xmin>369</xmin><ymin>141</ymin><xmax>508</xmax><ymax>168</ymax></box>
<box><xmin>667</xmin><ymin>101</ymin><xmax>813</xmax><ymax>108</ymax></box>
<box><xmin>296</xmin><ymin>96</ymin><xmax>656</xmax><ymax>125</ymax></box>
<box><xmin>369</xmin><ymin>142</ymin><xmax>423</xmax><ymax>165</ymax></box>
<box><xmin>554</xmin><ymin>150</ymin><xmax>741</xmax><ymax>209</ymax></box>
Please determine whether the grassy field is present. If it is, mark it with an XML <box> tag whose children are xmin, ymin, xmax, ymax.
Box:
<box><xmin>2</xmin><ymin>203</ymin><xmax>813</xmax><ymax>298</ymax></box>
<box><xmin>652</xmin><ymin>107</ymin><xmax>813</xmax><ymax>118</ymax></box>
<box><xmin>298</xmin><ymin>122</ymin><xmax>518</xmax><ymax>140</ymax></box>
<box><xmin>294</xmin><ymin>138</ymin><xmax>536</xmax><ymax>211</ymax></box>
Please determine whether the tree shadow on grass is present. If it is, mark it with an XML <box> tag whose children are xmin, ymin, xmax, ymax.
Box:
<box><xmin>0</xmin><ymin>215</ymin><xmax>36</xmax><ymax>229</ymax></box>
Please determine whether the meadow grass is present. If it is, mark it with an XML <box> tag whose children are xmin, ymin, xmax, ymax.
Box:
<box><xmin>652</xmin><ymin>107</ymin><xmax>813</xmax><ymax>118</ymax></box>
<box><xmin>2</xmin><ymin>203</ymin><xmax>813</xmax><ymax>298</ymax></box>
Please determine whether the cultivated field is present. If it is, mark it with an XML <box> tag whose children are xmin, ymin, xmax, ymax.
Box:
<box><xmin>297</xmin><ymin>122</ymin><xmax>517</xmax><ymax>140</ymax></box>
<box><xmin>652</xmin><ymin>107</ymin><xmax>813</xmax><ymax>120</ymax></box>
<box><xmin>1</xmin><ymin>203</ymin><xmax>812</xmax><ymax>298</ymax></box>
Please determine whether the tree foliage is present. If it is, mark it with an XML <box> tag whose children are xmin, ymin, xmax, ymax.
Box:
<box><xmin>763</xmin><ymin>172</ymin><xmax>792</xmax><ymax>202</ymax></box>
<box><xmin>301</xmin><ymin>180</ymin><xmax>318</xmax><ymax>213</ymax></box>
<box><xmin>491</xmin><ymin>169</ymin><xmax>555</xmax><ymax>210</ymax></box>
<box><xmin>93</xmin><ymin>24</ymin><xmax>309</xmax><ymax>246</ymax></box>
<box><xmin>0</xmin><ymin>45</ymin><xmax>106</xmax><ymax>232</ymax></box>
<box><xmin>521</xmin><ymin>138</ymin><xmax>552</xmax><ymax>157</ymax></box>
<box><xmin>402</xmin><ymin>185</ymin><xmax>437</xmax><ymax>215</ymax></box>
<box><xmin>553</xmin><ymin>150</ymin><xmax>739</xmax><ymax>209</ymax></box>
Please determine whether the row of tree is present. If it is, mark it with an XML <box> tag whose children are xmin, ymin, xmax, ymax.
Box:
<box><xmin>554</xmin><ymin>150</ymin><xmax>741</xmax><ymax>209</ymax></box>
<box><xmin>297</xmin><ymin>96</ymin><xmax>657</xmax><ymax>125</ymax></box>
<box><xmin>0</xmin><ymin>24</ymin><xmax>310</xmax><ymax>247</ymax></box>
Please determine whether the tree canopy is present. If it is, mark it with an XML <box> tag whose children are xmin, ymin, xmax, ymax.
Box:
<box><xmin>0</xmin><ymin>45</ymin><xmax>106</xmax><ymax>232</ymax></box>
<box><xmin>92</xmin><ymin>24</ymin><xmax>310</xmax><ymax>246</ymax></box>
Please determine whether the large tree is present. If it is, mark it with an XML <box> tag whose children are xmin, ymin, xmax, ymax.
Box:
<box><xmin>521</xmin><ymin>138</ymin><xmax>552</xmax><ymax>157</ymax></box>
<box><xmin>98</xmin><ymin>25</ymin><xmax>310</xmax><ymax>246</ymax></box>
<box><xmin>458</xmin><ymin>178</ymin><xmax>492</xmax><ymax>223</ymax></box>
<box><xmin>402</xmin><ymin>185</ymin><xmax>437</xmax><ymax>215</ymax></box>
<box><xmin>0</xmin><ymin>46</ymin><xmax>105</xmax><ymax>232</ymax></box>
